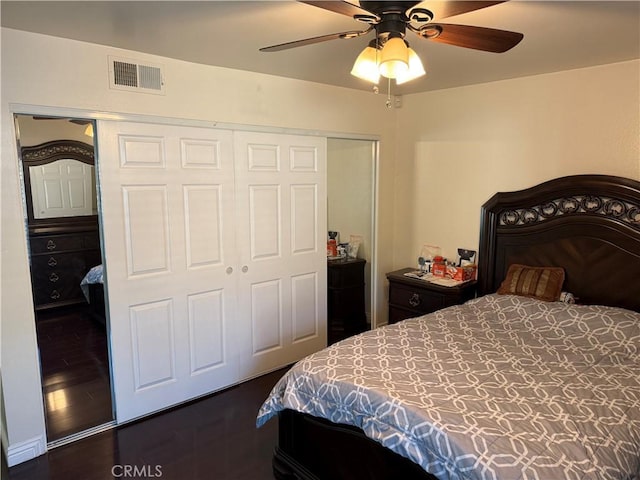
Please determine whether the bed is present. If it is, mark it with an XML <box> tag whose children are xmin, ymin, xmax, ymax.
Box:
<box><xmin>80</xmin><ymin>264</ymin><xmax>106</xmax><ymax>326</ymax></box>
<box><xmin>257</xmin><ymin>174</ymin><xmax>640</xmax><ymax>480</ymax></box>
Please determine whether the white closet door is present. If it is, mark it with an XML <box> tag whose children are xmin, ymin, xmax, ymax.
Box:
<box><xmin>97</xmin><ymin>121</ymin><xmax>239</xmax><ymax>422</ymax></box>
<box><xmin>234</xmin><ymin>131</ymin><xmax>327</xmax><ymax>378</ymax></box>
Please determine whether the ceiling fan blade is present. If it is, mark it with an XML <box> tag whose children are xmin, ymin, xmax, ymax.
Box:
<box><xmin>299</xmin><ymin>1</ymin><xmax>374</xmax><ymax>18</ymax></box>
<box><xmin>32</xmin><ymin>115</ymin><xmax>90</xmax><ymax>124</ymax></box>
<box><xmin>260</xmin><ymin>30</ymin><xmax>369</xmax><ymax>52</ymax></box>
<box><xmin>422</xmin><ymin>23</ymin><xmax>523</xmax><ymax>53</ymax></box>
<box><xmin>426</xmin><ymin>1</ymin><xmax>508</xmax><ymax>20</ymax></box>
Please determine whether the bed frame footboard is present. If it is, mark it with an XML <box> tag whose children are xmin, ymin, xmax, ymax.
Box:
<box><xmin>274</xmin><ymin>409</ymin><xmax>437</xmax><ymax>480</ymax></box>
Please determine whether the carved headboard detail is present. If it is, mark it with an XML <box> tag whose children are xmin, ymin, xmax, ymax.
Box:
<box><xmin>478</xmin><ymin>175</ymin><xmax>640</xmax><ymax>312</ymax></box>
<box><xmin>21</xmin><ymin>139</ymin><xmax>95</xmax><ymax>165</ymax></box>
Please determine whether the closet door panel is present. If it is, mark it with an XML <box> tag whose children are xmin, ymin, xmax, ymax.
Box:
<box><xmin>291</xmin><ymin>272</ymin><xmax>319</xmax><ymax>341</ymax></box>
<box><xmin>251</xmin><ymin>279</ymin><xmax>283</xmax><ymax>354</ymax></box>
<box><xmin>98</xmin><ymin>121</ymin><xmax>238</xmax><ymax>423</ymax></box>
<box><xmin>187</xmin><ymin>289</ymin><xmax>226</xmax><ymax>374</ymax></box>
<box><xmin>130</xmin><ymin>299</ymin><xmax>176</xmax><ymax>390</ymax></box>
<box><xmin>122</xmin><ymin>185</ymin><xmax>170</xmax><ymax>276</ymax></box>
<box><xmin>235</xmin><ymin>131</ymin><xmax>327</xmax><ymax>378</ymax></box>
<box><xmin>183</xmin><ymin>185</ymin><xmax>224</xmax><ymax>268</ymax></box>
<box><xmin>249</xmin><ymin>185</ymin><xmax>281</xmax><ymax>259</ymax></box>
<box><xmin>291</xmin><ymin>184</ymin><xmax>318</xmax><ymax>254</ymax></box>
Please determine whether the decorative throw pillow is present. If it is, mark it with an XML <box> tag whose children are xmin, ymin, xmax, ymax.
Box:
<box><xmin>497</xmin><ymin>264</ymin><xmax>565</xmax><ymax>302</ymax></box>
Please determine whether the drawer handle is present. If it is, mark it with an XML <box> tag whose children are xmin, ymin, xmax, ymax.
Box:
<box><xmin>49</xmin><ymin>272</ymin><xmax>59</xmax><ymax>283</ymax></box>
<box><xmin>408</xmin><ymin>293</ymin><xmax>421</xmax><ymax>307</ymax></box>
<box><xmin>47</xmin><ymin>257</ymin><xmax>58</xmax><ymax>267</ymax></box>
<box><xmin>47</xmin><ymin>240</ymin><xmax>57</xmax><ymax>250</ymax></box>
<box><xmin>50</xmin><ymin>290</ymin><xmax>61</xmax><ymax>300</ymax></box>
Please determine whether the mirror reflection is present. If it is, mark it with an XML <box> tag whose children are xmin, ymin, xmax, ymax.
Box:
<box><xmin>29</xmin><ymin>160</ymin><xmax>96</xmax><ymax>219</ymax></box>
<box><xmin>15</xmin><ymin>114</ymin><xmax>114</xmax><ymax>444</ymax></box>
<box><xmin>18</xmin><ymin>115</ymin><xmax>97</xmax><ymax>223</ymax></box>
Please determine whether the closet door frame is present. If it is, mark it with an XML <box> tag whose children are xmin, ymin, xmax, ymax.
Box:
<box><xmin>7</xmin><ymin>103</ymin><xmax>380</xmax><ymax>452</ymax></box>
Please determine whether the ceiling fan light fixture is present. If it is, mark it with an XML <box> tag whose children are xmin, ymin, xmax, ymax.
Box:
<box><xmin>395</xmin><ymin>47</ymin><xmax>426</xmax><ymax>85</ymax></box>
<box><xmin>350</xmin><ymin>42</ymin><xmax>380</xmax><ymax>84</ymax></box>
<box><xmin>378</xmin><ymin>35</ymin><xmax>409</xmax><ymax>79</ymax></box>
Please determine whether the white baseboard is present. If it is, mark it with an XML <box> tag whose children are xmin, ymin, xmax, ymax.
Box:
<box><xmin>7</xmin><ymin>435</ymin><xmax>46</xmax><ymax>467</ymax></box>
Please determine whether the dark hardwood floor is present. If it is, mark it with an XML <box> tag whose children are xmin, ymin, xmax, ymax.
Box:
<box><xmin>8</xmin><ymin>367</ymin><xmax>286</xmax><ymax>480</ymax></box>
<box><xmin>35</xmin><ymin>305</ymin><xmax>113</xmax><ymax>441</ymax></box>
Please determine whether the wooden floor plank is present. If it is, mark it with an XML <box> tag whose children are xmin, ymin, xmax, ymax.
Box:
<box><xmin>8</xmin><ymin>368</ymin><xmax>286</xmax><ymax>480</ymax></box>
<box><xmin>35</xmin><ymin>306</ymin><xmax>113</xmax><ymax>441</ymax></box>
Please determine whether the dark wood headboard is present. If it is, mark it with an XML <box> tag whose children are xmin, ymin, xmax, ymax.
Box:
<box><xmin>478</xmin><ymin>175</ymin><xmax>640</xmax><ymax>312</ymax></box>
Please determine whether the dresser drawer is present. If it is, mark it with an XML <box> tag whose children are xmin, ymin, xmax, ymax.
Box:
<box><xmin>389</xmin><ymin>283</ymin><xmax>443</xmax><ymax>314</ymax></box>
<box><xmin>327</xmin><ymin>258</ymin><xmax>365</xmax><ymax>288</ymax></box>
<box><xmin>31</xmin><ymin>251</ymin><xmax>87</xmax><ymax>270</ymax></box>
<box><xmin>32</xmin><ymin>280</ymin><xmax>83</xmax><ymax>307</ymax></box>
<box><xmin>386</xmin><ymin>268</ymin><xmax>477</xmax><ymax>325</ymax></box>
<box><xmin>28</xmin><ymin>223</ymin><xmax>100</xmax><ymax>309</ymax></box>
<box><xmin>30</xmin><ymin>234</ymin><xmax>84</xmax><ymax>253</ymax></box>
<box><xmin>31</xmin><ymin>255</ymin><xmax>86</xmax><ymax>306</ymax></box>
<box><xmin>327</xmin><ymin>258</ymin><xmax>367</xmax><ymax>344</ymax></box>
<box><xmin>82</xmin><ymin>233</ymin><xmax>101</xmax><ymax>250</ymax></box>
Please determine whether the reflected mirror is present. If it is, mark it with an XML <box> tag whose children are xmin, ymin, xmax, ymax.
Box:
<box><xmin>27</xmin><ymin>152</ymin><xmax>97</xmax><ymax>220</ymax></box>
<box><xmin>22</xmin><ymin>140</ymin><xmax>98</xmax><ymax>220</ymax></box>
<box><xmin>15</xmin><ymin>114</ymin><xmax>114</xmax><ymax>445</ymax></box>
<box><xmin>18</xmin><ymin>115</ymin><xmax>97</xmax><ymax>224</ymax></box>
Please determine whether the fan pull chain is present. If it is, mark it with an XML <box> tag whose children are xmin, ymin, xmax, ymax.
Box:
<box><xmin>386</xmin><ymin>77</ymin><xmax>392</xmax><ymax>109</ymax></box>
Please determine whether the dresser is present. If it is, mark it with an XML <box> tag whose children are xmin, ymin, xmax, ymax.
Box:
<box><xmin>29</xmin><ymin>224</ymin><xmax>101</xmax><ymax>310</ymax></box>
<box><xmin>327</xmin><ymin>258</ymin><xmax>367</xmax><ymax>344</ymax></box>
<box><xmin>386</xmin><ymin>268</ymin><xmax>476</xmax><ymax>324</ymax></box>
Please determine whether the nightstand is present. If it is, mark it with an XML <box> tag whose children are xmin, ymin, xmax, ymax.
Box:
<box><xmin>327</xmin><ymin>258</ymin><xmax>367</xmax><ymax>344</ymax></box>
<box><xmin>386</xmin><ymin>268</ymin><xmax>476</xmax><ymax>324</ymax></box>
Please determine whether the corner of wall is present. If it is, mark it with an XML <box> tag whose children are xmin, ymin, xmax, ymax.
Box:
<box><xmin>6</xmin><ymin>434</ymin><xmax>47</xmax><ymax>467</ymax></box>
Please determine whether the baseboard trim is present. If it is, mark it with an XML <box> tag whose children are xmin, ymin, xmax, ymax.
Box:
<box><xmin>7</xmin><ymin>435</ymin><xmax>46</xmax><ymax>467</ymax></box>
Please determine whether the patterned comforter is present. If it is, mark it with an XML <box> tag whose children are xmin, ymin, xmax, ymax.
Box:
<box><xmin>257</xmin><ymin>294</ymin><xmax>640</xmax><ymax>480</ymax></box>
<box><xmin>80</xmin><ymin>264</ymin><xmax>103</xmax><ymax>302</ymax></box>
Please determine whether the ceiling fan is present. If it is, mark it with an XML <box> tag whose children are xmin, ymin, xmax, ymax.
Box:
<box><xmin>31</xmin><ymin>116</ymin><xmax>92</xmax><ymax>125</ymax></box>
<box><xmin>30</xmin><ymin>116</ymin><xmax>95</xmax><ymax>137</ymax></box>
<box><xmin>260</xmin><ymin>1</ymin><xmax>523</xmax><ymax>85</ymax></box>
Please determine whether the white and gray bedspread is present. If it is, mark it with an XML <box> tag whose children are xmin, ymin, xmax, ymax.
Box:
<box><xmin>257</xmin><ymin>294</ymin><xmax>640</xmax><ymax>480</ymax></box>
<box><xmin>80</xmin><ymin>264</ymin><xmax>103</xmax><ymax>302</ymax></box>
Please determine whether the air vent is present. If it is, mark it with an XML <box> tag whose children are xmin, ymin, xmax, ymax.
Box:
<box><xmin>109</xmin><ymin>56</ymin><xmax>165</xmax><ymax>94</ymax></box>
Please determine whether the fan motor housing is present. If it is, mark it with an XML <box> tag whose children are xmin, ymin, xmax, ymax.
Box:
<box><xmin>359</xmin><ymin>1</ymin><xmax>422</xmax><ymax>40</ymax></box>
<box><xmin>359</xmin><ymin>0</ymin><xmax>421</xmax><ymax>16</ymax></box>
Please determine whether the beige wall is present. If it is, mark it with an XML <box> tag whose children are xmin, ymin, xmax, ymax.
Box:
<box><xmin>393</xmin><ymin>60</ymin><xmax>640</xmax><ymax>268</ymax></box>
<box><xmin>1</xmin><ymin>28</ymin><xmax>397</xmax><ymax>462</ymax></box>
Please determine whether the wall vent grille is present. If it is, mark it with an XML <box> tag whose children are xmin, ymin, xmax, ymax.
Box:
<box><xmin>109</xmin><ymin>56</ymin><xmax>165</xmax><ymax>94</ymax></box>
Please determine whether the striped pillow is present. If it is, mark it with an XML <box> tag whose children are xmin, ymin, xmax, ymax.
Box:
<box><xmin>497</xmin><ymin>264</ymin><xmax>565</xmax><ymax>302</ymax></box>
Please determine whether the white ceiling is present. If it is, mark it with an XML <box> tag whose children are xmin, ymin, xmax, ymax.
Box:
<box><xmin>2</xmin><ymin>1</ymin><xmax>639</xmax><ymax>95</ymax></box>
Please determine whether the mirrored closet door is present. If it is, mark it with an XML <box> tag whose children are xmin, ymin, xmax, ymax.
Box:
<box><xmin>15</xmin><ymin>114</ymin><xmax>114</xmax><ymax>444</ymax></box>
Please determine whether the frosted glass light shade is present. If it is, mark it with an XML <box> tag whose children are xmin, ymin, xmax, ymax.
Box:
<box><xmin>378</xmin><ymin>37</ymin><xmax>409</xmax><ymax>79</ymax></box>
<box><xmin>350</xmin><ymin>45</ymin><xmax>380</xmax><ymax>84</ymax></box>
<box><xmin>395</xmin><ymin>48</ymin><xmax>426</xmax><ymax>85</ymax></box>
